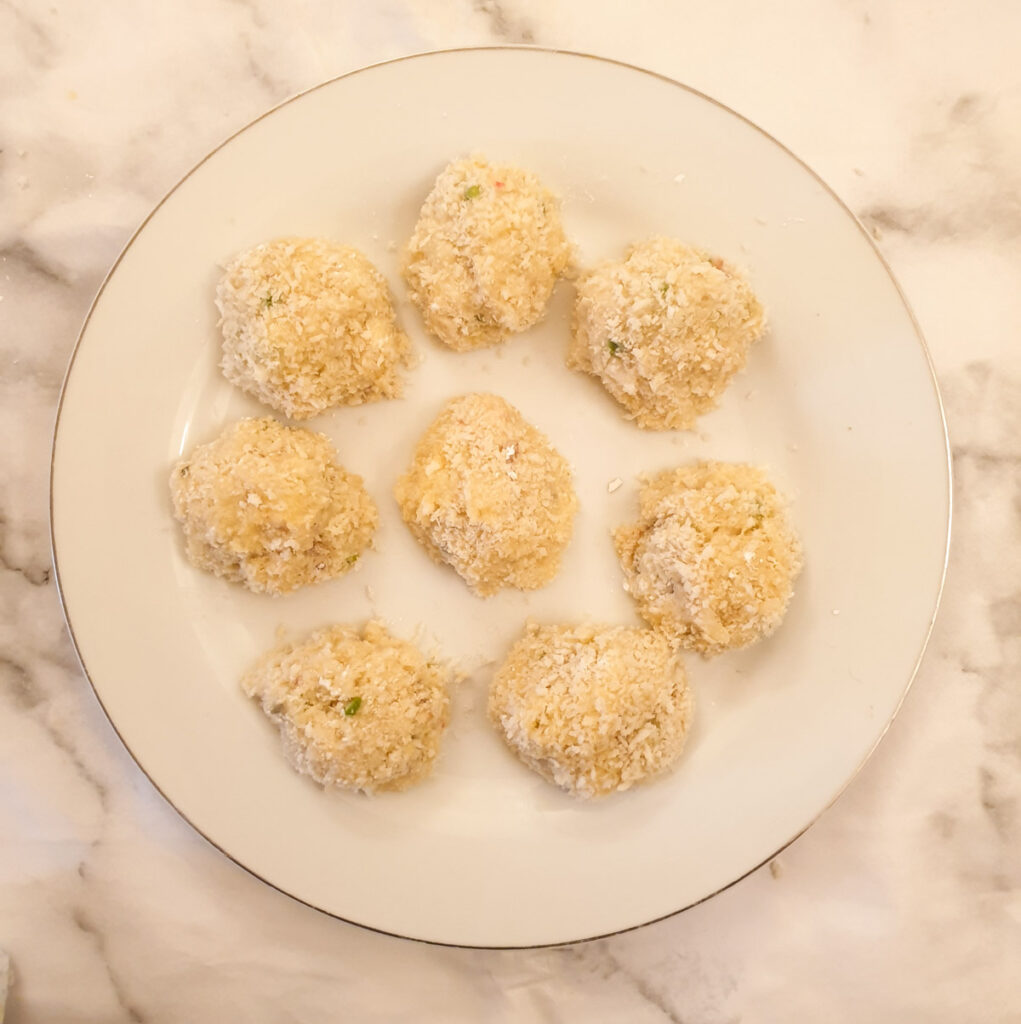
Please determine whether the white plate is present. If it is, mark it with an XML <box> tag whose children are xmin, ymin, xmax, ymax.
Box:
<box><xmin>50</xmin><ymin>48</ymin><xmax>950</xmax><ymax>948</ymax></box>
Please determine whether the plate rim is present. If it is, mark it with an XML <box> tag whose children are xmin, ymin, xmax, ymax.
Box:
<box><xmin>48</xmin><ymin>44</ymin><xmax>953</xmax><ymax>949</ymax></box>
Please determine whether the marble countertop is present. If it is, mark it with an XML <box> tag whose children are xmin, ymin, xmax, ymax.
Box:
<box><xmin>2</xmin><ymin>2</ymin><xmax>1019</xmax><ymax>1020</ymax></box>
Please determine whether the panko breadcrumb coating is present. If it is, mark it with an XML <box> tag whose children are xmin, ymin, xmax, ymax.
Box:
<box><xmin>217</xmin><ymin>237</ymin><xmax>411</xmax><ymax>419</ymax></box>
<box><xmin>170</xmin><ymin>417</ymin><xmax>376</xmax><ymax>594</ymax></box>
<box><xmin>488</xmin><ymin>623</ymin><xmax>693</xmax><ymax>798</ymax></box>
<box><xmin>394</xmin><ymin>394</ymin><xmax>577</xmax><ymax>596</ymax></box>
<box><xmin>242</xmin><ymin>621</ymin><xmax>450</xmax><ymax>792</ymax></box>
<box><xmin>614</xmin><ymin>462</ymin><xmax>802</xmax><ymax>655</ymax></box>
<box><xmin>402</xmin><ymin>155</ymin><xmax>571</xmax><ymax>350</ymax></box>
<box><xmin>568</xmin><ymin>237</ymin><xmax>766</xmax><ymax>429</ymax></box>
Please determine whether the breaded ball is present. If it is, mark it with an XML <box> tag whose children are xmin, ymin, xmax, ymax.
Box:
<box><xmin>241</xmin><ymin>621</ymin><xmax>450</xmax><ymax>792</ymax></box>
<box><xmin>614</xmin><ymin>462</ymin><xmax>802</xmax><ymax>655</ymax></box>
<box><xmin>170</xmin><ymin>417</ymin><xmax>376</xmax><ymax>594</ymax></box>
<box><xmin>394</xmin><ymin>394</ymin><xmax>577</xmax><ymax>596</ymax></box>
<box><xmin>402</xmin><ymin>155</ymin><xmax>571</xmax><ymax>350</ymax></box>
<box><xmin>568</xmin><ymin>237</ymin><xmax>766</xmax><ymax>429</ymax></box>
<box><xmin>216</xmin><ymin>237</ymin><xmax>411</xmax><ymax>419</ymax></box>
<box><xmin>488</xmin><ymin>623</ymin><xmax>693</xmax><ymax>798</ymax></box>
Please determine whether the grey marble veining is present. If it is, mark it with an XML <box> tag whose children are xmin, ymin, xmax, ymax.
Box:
<box><xmin>2</xmin><ymin>1</ymin><xmax>1019</xmax><ymax>1021</ymax></box>
<box><xmin>472</xmin><ymin>0</ymin><xmax>536</xmax><ymax>44</ymax></box>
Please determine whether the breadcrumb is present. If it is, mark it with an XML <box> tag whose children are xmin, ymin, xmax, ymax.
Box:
<box><xmin>170</xmin><ymin>417</ymin><xmax>376</xmax><ymax>594</ymax></box>
<box><xmin>568</xmin><ymin>237</ymin><xmax>765</xmax><ymax>429</ymax></box>
<box><xmin>488</xmin><ymin>623</ymin><xmax>693</xmax><ymax>797</ymax></box>
<box><xmin>394</xmin><ymin>394</ymin><xmax>577</xmax><ymax>596</ymax></box>
<box><xmin>614</xmin><ymin>462</ymin><xmax>802</xmax><ymax>654</ymax></box>
<box><xmin>242</xmin><ymin>621</ymin><xmax>450</xmax><ymax>792</ymax></box>
<box><xmin>217</xmin><ymin>237</ymin><xmax>411</xmax><ymax>419</ymax></box>
<box><xmin>402</xmin><ymin>155</ymin><xmax>571</xmax><ymax>350</ymax></box>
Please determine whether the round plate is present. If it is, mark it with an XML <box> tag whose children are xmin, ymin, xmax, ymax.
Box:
<box><xmin>50</xmin><ymin>48</ymin><xmax>950</xmax><ymax>948</ymax></box>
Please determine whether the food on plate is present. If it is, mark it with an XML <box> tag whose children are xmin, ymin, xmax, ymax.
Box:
<box><xmin>402</xmin><ymin>154</ymin><xmax>571</xmax><ymax>350</ymax></box>
<box><xmin>242</xmin><ymin>621</ymin><xmax>450</xmax><ymax>792</ymax></box>
<box><xmin>216</xmin><ymin>237</ymin><xmax>411</xmax><ymax>419</ymax></box>
<box><xmin>568</xmin><ymin>237</ymin><xmax>765</xmax><ymax>429</ymax></box>
<box><xmin>488</xmin><ymin>623</ymin><xmax>694</xmax><ymax>797</ymax></box>
<box><xmin>394</xmin><ymin>393</ymin><xmax>577</xmax><ymax>596</ymax></box>
<box><xmin>170</xmin><ymin>417</ymin><xmax>376</xmax><ymax>594</ymax></box>
<box><xmin>614</xmin><ymin>461</ymin><xmax>802</xmax><ymax>655</ymax></box>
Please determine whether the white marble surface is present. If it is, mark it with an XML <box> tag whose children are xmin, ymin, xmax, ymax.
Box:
<box><xmin>2</xmin><ymin>1</ymin><xmax>1019</xmax><ymax>1020</ymax></box>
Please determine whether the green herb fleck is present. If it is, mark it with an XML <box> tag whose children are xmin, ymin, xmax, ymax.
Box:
<box><xmin>660</xmin><ymin>282</ymin><xmax>669</xmax><ymax>297</ymax></box>
<box><xmin>607</xmin><ymin>339</ymin><xmax>621</xmax><ymax>356</ymax></box>
<box><xmin>463</xmin><ymin>184</ymin><xmax>482</xmax><ymax>200</ymax></box>
<box><xmin>262</xmin><ymin>293</ymin><xmax>275</xmax><ymax>308</ymax></box>
<box><xmin>346</xmin><ymin>553</ymin><xmax>359</xmax><ymax>565</ymax></box>
<box><xmin>343</xmin><ymin>696</ymin><xmax>362</xmax><ymax>716</ymax></box>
